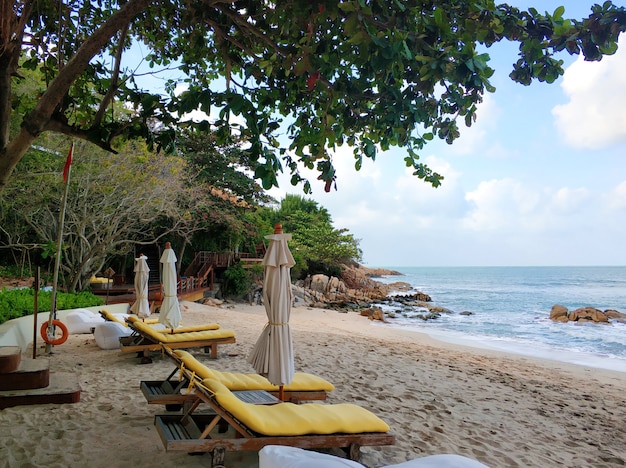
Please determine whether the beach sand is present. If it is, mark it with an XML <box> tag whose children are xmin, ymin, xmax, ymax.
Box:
<box><xmin>1</xmin><ymin>300</ymin><xmax>625</xmax><ymax>467</ymax></box>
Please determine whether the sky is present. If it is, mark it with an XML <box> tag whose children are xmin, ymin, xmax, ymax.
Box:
<box><xmin>263</xmin><ymin>2</ymin><xmax>626</xmax><ymax>267</ymax></box>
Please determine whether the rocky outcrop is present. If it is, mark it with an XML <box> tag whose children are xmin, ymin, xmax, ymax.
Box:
<box><xmin>549</xmin><ymin>304</ymin><xmax>626</xmax><ymax>324</ymax></box>
<box><xmin>294</xmin><ymin>265</ymin><xmax>397</xmax><ymax>309</ymax></box>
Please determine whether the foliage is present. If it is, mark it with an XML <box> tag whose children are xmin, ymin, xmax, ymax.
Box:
<box><xmin>0</xmin><ymin>288</ymin><xmax>103</xmax><ymax>324</ymax></box>
<box><xmin>222</xmin><ymin>263</ymin><xmax>255</xmax><ymax>298</ymax></box>
<box><xmin>176</xmin><ymin>130</ymin><xmax>274</xmax><ymax>262</ymax></box>
<box><xmin>1</xmin><ymin>1</ymin><xmax>625</xmax><ymax>193</ymax></box>
<box><xmin>0</xmin><ymin>138</ymin><xmax>188</xmax><ymax>291</ymax></box>
<box><xmin>258</xmin><ymin>194</ymin><xmax>362</xmax><ymax>279</ymax></box>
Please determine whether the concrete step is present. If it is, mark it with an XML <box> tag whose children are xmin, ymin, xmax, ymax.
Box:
<box><xmin>0</xmin><ymin>346</ymin><xmax>21</xmax><ymax>374</ymax></box>
<box><xmin>0</xmin><ymin>371</ymin><xmax>80</xmax><ymax>409</ymax></box>
<box><xmin>0</xmin><ymin>358</ymin><xmax>49</xmax><ymax>391</ymax></box>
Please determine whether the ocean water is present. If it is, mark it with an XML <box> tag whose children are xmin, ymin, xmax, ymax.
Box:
<box><xmin>372</xmin><ymin>266</ymin><xmax>626</xmax><ymax>373</ymax></box>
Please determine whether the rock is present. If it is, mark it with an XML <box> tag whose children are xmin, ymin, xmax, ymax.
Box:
<box><xmin>202</xmin><ymin>297</ymin><xmax>224</xmax><ymax>308</ymax></box>
<box><xmin>569</xmin><ymin>307</ymin><xmax>608</xmax><ymax>323</ymax></box>
<box><xmin>360</xmin><ymin>307</ymin><xmax>386</xmax><ymax>322</ymax></box>
<box><xmin>550</xmin><ymin>305</ymin><xmax>621</xmax><ymax>324</ymax></box>
<box><xmin>604</xmin><ymin>309</ymin><xmax>626</xmax><ymax>320</ymax></box>
<box><xmin>386</xmin><ymin>281</ymin><xmax>412</xmax><ymax>291</ymax></box>
<box><xmin>459</xmin><ymin>311</ymin><xmax>473</xmax><ymax>316</ymax></box>
<box><xmin>550</xmin><ymin>304</ymin><xmax>568</xmax><ymax>321</ymax></box>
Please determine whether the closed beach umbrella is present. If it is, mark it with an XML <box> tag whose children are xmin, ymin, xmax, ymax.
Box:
<box><xmin>129</xmin><ymin>254</ymin><xmax>151</xmax><ymax>318</ymax></box>
<box><xmin>158</xmin><ymin>242</ymin><xmax>181</xmax><ymax>329</ymax></box>
<box><xmin>248</xmin><ymin>224</ymin><xmax>295</xmax><ymax>399</ymax></box>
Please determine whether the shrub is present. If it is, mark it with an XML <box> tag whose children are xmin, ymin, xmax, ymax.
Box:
<box><xmin>223</xmin><ymin>263</ymin><xmax>254</xmax><ymax>298</ymax></box>
<box><xmin>0</xmin><ymin>288</ymin><xmax>104</xmax><ymax>325</ymax></box>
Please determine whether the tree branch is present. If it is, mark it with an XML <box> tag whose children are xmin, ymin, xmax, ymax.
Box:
<box><xmin>94</xmin><ymin>22</ymin><xmax>130</xmax><ymax>126</ymax></box>
<box><xmin>44</xmin><ymin>116</ymin><xmax>119</xmax><ymax>153</ymax></box>
<box><xmin>0</xmin><ymin>0</ymin><xmax>152</xmax><ymax>191</ymax></box>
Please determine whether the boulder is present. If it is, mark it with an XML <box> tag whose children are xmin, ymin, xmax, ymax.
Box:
<box><xmin>550</xmin><ymin>305</ymin><xmax>622</xmax><ymax>323</ymax></box>
<box><xmin>604</xmin><ymin>309</ymin><xmax>626</xmax><ymax>320</ymax></box>
<box><xmin>569</xmin><ymin>307</ymin><xmax>608</xmax><ymax>323</ymax></box>
<box><xmin>550</xmin><ymin>304</ymin><xmax>568</xmax><ymax>321</ymax></box>
<box><xmin>359</xmin><ymin>307</ymin><xmax>387</xmax><ymax>322</ymax></box>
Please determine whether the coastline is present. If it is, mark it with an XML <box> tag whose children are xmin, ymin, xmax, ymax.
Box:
<box><xmin>1</xmin><ymin>300</ymin><xmax>625</xmax><ymax>467</ymax></box>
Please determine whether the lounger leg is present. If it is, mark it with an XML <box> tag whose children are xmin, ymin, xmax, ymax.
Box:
<box><xmin>346</xmin><ymin>442</ymin><xmax>361</xmax><ymax>462</ymax></box>
<box><xmin>140</xmin><ymin>350</ymin><xmax>153</xmax><ymax>364</ymax></box>
<box><xmin>211</xmin><ymin>445</ymin><xmax>226</xmax><ymax>468</ymax></box>
<box><xmin>204</xmin><ymin>344</ymin><xmax>217</xmax><ymax>359</ymax></box>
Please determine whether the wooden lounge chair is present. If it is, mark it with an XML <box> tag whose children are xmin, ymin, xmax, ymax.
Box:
<box><xmin>153</xmin><ymin>377</ymin><xmax>394</xmax><ymax>467</ymax></box>
<box><xmin>120</xmin><ymin>319</ymin><xmax>235</xmax><ymax>361</ymax></box>
<box><xmin>141</xmin><ymin>347</ymin><xmax>334</xmax><ymax>408</ymax></box>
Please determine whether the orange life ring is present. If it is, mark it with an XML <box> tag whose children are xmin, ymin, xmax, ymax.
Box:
<box><xmin>40</xmin><ymin>319</ymin><xmax>69</xmax><ymax>345</ymax></box>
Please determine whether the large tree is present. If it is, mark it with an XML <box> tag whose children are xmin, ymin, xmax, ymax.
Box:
<box><xmin>1</xmin><ymin>1</ymin><xmax>624</xmax><ymax>193</ymax></box>
<box><xmin>0</xmin><ymin>139</ymin><xmax>188</xmax><ymax>291</ymax></box>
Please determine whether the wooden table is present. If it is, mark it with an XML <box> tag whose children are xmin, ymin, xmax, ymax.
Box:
<box><xmin>233</xmin><ymin>390</ymin><xmax>281</xmax><ymax>405</ymax></box>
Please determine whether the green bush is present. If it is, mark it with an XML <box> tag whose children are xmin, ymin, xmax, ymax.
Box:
<box><xmin>0</xmin><ymin>288</ymin><xmax>104</xmax><ymax>325</ymax></box>
<box><xmin>222</xmin><ymin>263</ymin><xmax>253</xmax><ymax>298</ymax></box>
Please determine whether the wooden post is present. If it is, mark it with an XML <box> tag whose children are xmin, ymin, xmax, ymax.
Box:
<box><xmin>32</xmin><ymin>267</ymin><xmax>39</xmax><ymax>359</ymax></box>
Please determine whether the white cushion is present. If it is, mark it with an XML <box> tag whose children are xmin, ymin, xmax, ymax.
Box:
<box><xmin>383</xmin><ymin>454</ymin><xmax>490</xmax><ymax>468</ymax></box>
<box><xmin>93</xmin><ymin>322</ymin><xmax>131</xmax><ymax>350</ymax></box>
<box><xmin>259</xmin><ymin>445</ymin><xmax>364</xmax><ymax>468</ymax></box>
<box><xmin>65</xmin><ymin>309</ymin><xmax>104</xmax><ymax>334</ymax></box>
<box><xmin>258</xmin><ymin>447</ymin><xmax>490</xmax><ymax>468</ymax></box>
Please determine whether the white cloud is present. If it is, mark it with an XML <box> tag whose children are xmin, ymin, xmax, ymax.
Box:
<box><xmin>550</xmin><ymin>187</ymin><xmax>590</xmax><ymax>214</ymax></box>
<box><xmin>462</xmin><ymin>178</ymin><xmax>597</xmax><ymax>235</ymax></box>
<box><xmin>552</xmin><ymin>36</ymin><xmax>626</xmax><ymax>149</ymax></box>
<box><xmin>462</xmin><ymin>178</ymin><xmax>541</xmax><ymax>231</ymax></box>
<box><xmin>604</xmin><ymin>181</ymin><xmax>626</xmax><ymax>211</ymax></box>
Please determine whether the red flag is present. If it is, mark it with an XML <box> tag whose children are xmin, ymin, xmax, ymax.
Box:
<box><xmin>63</xmin><ymin>142</ymin><xmax>74</xmax><ymax>183</ymax></box>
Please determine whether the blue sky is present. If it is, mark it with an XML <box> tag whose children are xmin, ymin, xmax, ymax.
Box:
<box><xmin>266</xmin><ymin>2</ymin><xmax>626</xmax><ymax>267</ymax></box>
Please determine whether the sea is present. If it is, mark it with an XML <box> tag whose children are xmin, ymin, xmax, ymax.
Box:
<box><xmin>371</xmin><ymin>266</ymin><xmax>626</xmax><ymax>373</ymax></box>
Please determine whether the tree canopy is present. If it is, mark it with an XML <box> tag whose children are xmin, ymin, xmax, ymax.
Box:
<box><xmin>259</xmin><ymin>194</ymin><xmax>362</xmax><ymax>278</ymax></box>
<box><xmin>1</xmin><ymin>1</ymin><xmax>625</xmax><ymax>193</ymax></box>
<box><xmin>0</xmin><ymin>138</ymin><xmax>188</xmax><ymax>291</ymax></box>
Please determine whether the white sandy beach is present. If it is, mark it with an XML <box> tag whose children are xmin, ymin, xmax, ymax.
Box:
<box><xmin>1</xmin><ymin>300</ymin><xmax>625</xmax><ymax>467</ymax></box>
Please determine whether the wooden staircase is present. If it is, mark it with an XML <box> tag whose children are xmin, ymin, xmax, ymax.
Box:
<box><xmin>0</xmin><ymin>346</ymin><xmax>80</xmax><ymax>409</ymax></box>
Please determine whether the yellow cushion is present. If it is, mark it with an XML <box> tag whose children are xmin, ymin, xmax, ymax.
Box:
<box><xmin>100</xmin><ymin>309</ymin><xmax>126</xmax><ymax>325</ymax></box>
<box><xmin>200</xmin><ymin>378</ymin><xmax>389</xmax><ymax>436</ymax></box>
<box><xmin>174</xmin><ymin>350</ymin><xmax>334</xmax><ymax>392</ymax></box>
<box><xmin>126</xmin><ymin>315</ymin><xmax>217</xmax><ymax>331</ymax></box>
<box><xmin>101</xmin><ymin>309</ymin><xmax>160</xmax><ymax>327</ymax></box>
<box><xmin>91</xmin><ymin>277</ymin><xmax>112</xmax><ymax>284</ymax></box>
<box><xmin>131</xmin><ymin>320</ymin><xmax>235</xmax><ymax>342</ymax></box>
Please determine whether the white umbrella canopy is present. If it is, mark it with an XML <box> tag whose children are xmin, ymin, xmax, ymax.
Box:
<box><xmin>129</xmin><ymin>254</ymin><xmax>151</xmax><ymax>318</ymax></box>
<box><xmin>248</xmin><ymin>224</ymin><xmax>296</xmax><ymax>398</ymax></box>
<box><xmin>158</xmin><ymin>242</ymin><xmax>181</xmax><ymax>329</ymax></box>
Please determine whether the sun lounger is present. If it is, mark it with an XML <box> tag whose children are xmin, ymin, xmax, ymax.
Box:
<box><xmin>141</xmin><ymin>347</ymin><xmax>334</xmax><ymax>408</ymax></box>
<box><xmin>99</xmin><ymin>309</ymin><xmax>221</xmax><ymax>332</ymax></box>
<box><xmin>153</xmin><ymin>377</ymin><xmax>394</xmax><ymax>467</ymax></box>
<box><xmin>120</xmin><ymin>319</ymin><xmax>235</xmax><ymax>361</ymax></box>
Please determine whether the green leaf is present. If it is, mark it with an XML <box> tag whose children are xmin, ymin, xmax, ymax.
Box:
<box><xmin>553</xmin><ymin>6</ymin><xmax>565</xmax><ymax>20</ymax></box>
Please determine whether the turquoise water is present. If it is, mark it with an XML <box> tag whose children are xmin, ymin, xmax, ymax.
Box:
<box><xmin>373</xmin><ymin>266</ymin><xmax>626</xmax><ymax>372</ymax></box>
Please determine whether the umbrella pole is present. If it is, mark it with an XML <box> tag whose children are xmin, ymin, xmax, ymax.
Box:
<box><xmin>279</xmin><ymin>385</ymin><xmax>284</xmax><ymax>401</ymax></box>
